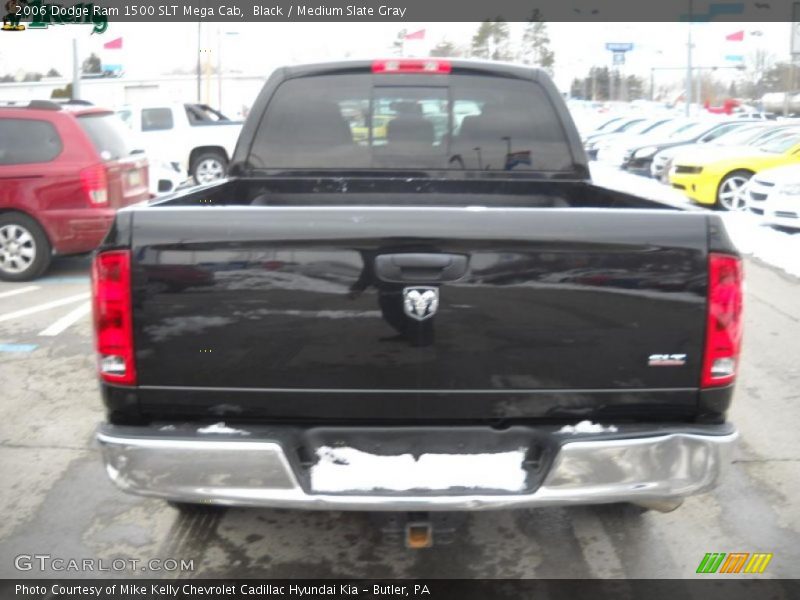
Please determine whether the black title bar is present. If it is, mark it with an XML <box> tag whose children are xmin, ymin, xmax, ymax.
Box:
<box><xmin>9</xmin><ymin>0</ymin><xmax>800</xmax><ymax>23</ymax></box>
<box><xmin>4</xmin><ymin>579</ymin><xmax>800</xmax><ymax>600</ymax></box>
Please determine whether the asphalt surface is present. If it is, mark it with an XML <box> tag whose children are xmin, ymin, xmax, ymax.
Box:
<box><xmin>0</xmin><ymin>255</ymin><xmax>798</xmax><ymax>579</ymax></box>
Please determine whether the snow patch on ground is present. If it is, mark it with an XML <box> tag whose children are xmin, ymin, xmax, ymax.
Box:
<box><xmin>310</xmin><ymin>446</ymin><xmax>527</xmax><ymax>493</ymax></box>
<box><xmin>590</xmin><ymin>163</ymin><xmax>694</xmax><ymax>210</ymax></box>
<box><xmin>719</xmin><ymin>212</ymin><xmax>800</xmax><ymax>279</ymax></box>
<box><xmin>591</xmin><ymin>163</ymin><xmax>800</xmax><ymax>279</ymax></box>
<box><xmin>197</xmin><ymin>422</ymin><xmax>251</xmax><ymax>435</ymax></box>
<box><xmin>557</xmin><ymin>420</ymin><xmax>619</xmax><ymax>434</ymax></box>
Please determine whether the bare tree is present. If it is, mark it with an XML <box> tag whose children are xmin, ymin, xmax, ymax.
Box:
<box><xmin>741</xmin><ymin>49</ymin><xmax>776</xmax><ymax>98</ymax></box>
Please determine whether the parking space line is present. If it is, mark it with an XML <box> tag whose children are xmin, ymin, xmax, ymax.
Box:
<box><xmin>0</xmin><ymin>286</ymin><xmax>40</xmax><ymax>300</ymax></box>
<box><xmin>37</xmin><ymin>277</ymin><xmax>90</xmax><ymax>285</ymax></box>
<box><xmin>38</xmin><ymin>302</ymin><xmax>92</xmax><ymax>337</ymax></box>
<box><xmin>0</xmin><ymin>343</ymin><xmax>38</xmax><ymax>353</ymax></box>
<box><xmin>569</xmin><ymin>510</ymin><xmax>627</xmax><ymax>579</ymax></box>
<box><xmin>0</xmin><ymin>292</ymin><xmax>89</xmax><ymax>324</ymax></box>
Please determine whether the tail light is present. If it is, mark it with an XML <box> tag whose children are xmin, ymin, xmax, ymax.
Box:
<box><xmin>701</xmin><ymin>253</ymin><xmax>743</xmax><ymax>388</ymax></box>
<box><xmin>80</xmin><ymin>163</ymin><xmax>108</xmax><ymax>206</ymax></box>
<box><xmin>372</xmin><ymin>59</ymin><xmax>451</xmax><ymax>74</ymax></box>
<box><xmin>92</xmin><ymin>250</ymin><xmax>136</xmax><ymax>385</ymax></box>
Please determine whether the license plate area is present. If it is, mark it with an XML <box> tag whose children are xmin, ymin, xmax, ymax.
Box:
<box><xmin>297</xmin><ymin>427</ymin><xmax>557</xmax><ymax>496</ymax></box>
<box><xmin>127</xmin><ymin>169</ymin><xmax>143</xmax><ymax>188</ymax></box>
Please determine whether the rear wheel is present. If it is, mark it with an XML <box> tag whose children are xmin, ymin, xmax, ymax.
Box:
<box><xmin>190</xmin><ymin>151</ymin><xmax>227</xmax><ymax>185</ymax></box>
<box><xmin>0</xmin><ymin>213</ymin><xmax>51</xmax><ymax>282</ymax></box>
<box><xmin>716</xmin><ymin>170</ymin><xmax>753</xmax><ymax>211</ymax></box>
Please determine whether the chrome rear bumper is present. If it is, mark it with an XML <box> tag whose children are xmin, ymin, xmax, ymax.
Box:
<box><xmin>97</xmin><ymin>424</ymin><xmax>737</xmax><ymax>511</ymax></box>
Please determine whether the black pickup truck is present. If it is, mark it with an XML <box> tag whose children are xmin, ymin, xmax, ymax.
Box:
<box><xmin>94</xmin><ymin>59</ymin><xmax>742</xmax><ymax>524</ymax></box>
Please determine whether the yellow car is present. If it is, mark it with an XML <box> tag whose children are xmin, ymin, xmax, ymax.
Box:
<box><xmin>350</xmin><ymin>114</ymin><xmax>392</xmax><ymax>144</ymax></box>
<box><xmin>669</xmin><ymin>129</ymin><xmax>800</xmax><ymax>210</ymax></box>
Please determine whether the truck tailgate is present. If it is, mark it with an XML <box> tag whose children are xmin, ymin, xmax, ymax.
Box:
<box><xmin>128</xmin><ymin>206</ymin><xmax>710</xmax><ymax>422</ymax></box>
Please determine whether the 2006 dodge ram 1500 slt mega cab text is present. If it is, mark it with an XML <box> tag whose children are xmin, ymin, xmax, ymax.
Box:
<box><xmin>94</xmin><ymin>59</ymin><xmax>742</xmax><ymax>531</ymax></box>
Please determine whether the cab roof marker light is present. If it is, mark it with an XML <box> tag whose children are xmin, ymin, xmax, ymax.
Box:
<box><xmin>372</xmin><ymin>59</ymin><xmax>452</xmax><ymax>74</ymax></box>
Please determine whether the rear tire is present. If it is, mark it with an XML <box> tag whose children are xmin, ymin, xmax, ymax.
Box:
<box><xmin>0</xmin><ymin>213</ymin><xmax>51</xmax><ymax>282</ymax></box>
<box><xmin>190</xmin><ymin>151</ymin><xmax>227</xmax><ymax>185</ymax></box>
<box><xmin>715</xmin><ymin>170</ymin><xmax>753</xmax><ymax>211</ymax></box>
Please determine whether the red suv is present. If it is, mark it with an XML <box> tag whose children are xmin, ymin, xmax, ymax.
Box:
<box><xmin>0</xmin><ymin>100</ymin><xmax>149</xmax><ymax>281</ymax></box>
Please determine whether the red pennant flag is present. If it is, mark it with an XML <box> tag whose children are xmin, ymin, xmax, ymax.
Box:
<box><xmin>404</xmin><ymin>29</ymin><xmax>426</xmax><ymax>41</ymax></box>
<box><xmin>103</xmin><ymin>37</ymin><xmax>123</xmax><ymax>50</ymax></box>
<box><xmin>725</xmin><ymin>31</ymin><xmax>744</xmax><ymax>42</ymax></box>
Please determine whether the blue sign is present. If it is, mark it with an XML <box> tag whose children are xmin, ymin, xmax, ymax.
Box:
<box><xmin>679</xmin><ymin>2</ymin><xmax>744</xmax><ymax>21</ymax></box>
<box><xmin>606</xmin><ymin>43</ymin><xmax>634</xmax><ymax>52</ymax></box>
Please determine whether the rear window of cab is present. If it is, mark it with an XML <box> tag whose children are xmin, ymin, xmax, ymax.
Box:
<box><xmin>249</xmin><ymin>73</ymin><xmax>575</xmax><ymax>172</ymax></box>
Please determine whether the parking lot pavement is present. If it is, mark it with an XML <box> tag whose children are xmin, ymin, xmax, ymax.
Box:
<box><xmin>0</xmin><ymin>256</ymin><xmax>798</xmax><ymax>579</ymax></box>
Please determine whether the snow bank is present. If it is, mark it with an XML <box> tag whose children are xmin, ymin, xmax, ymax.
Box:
<box><xmin>719</xmin><ymin>212</ymin><xmax>800</xmax><ymax>279</ymax></box>
<box><xmin>310</xmin><ymin>446</ymin><xmax>527</xmax><ymax>493</ymax></box>
<box><xmin>590</xmin><ymin>162</ymin><xmax>694</xmax><ymax>209</ymax></box>
<box><xmin>591</xmin><ymin>163</ymin><xmax>800</xmax><ymax>279</ymax></box>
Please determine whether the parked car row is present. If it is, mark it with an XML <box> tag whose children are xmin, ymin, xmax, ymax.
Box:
<box><xmin>115</xmin><ymin>102</ymin><xmax>242</xmax><ymax>185</ymax></box>
<box><xmin>577</xmin><ymin>108</ymin><xmax>800</xmax><ymax>229</ymax></box>
<box><xmin>0</xmin><ymin>100</ymin><xmax>150</xmax><ymax>280</ymax></box>
<box><xmin>0</xmin><ymin>99</ymin><xmax>239</xmax><ymax>281</ymax></box>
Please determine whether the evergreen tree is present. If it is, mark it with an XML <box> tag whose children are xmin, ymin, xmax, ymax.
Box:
<box><xmin>471</xmin><ymin>19</ymin><xmax>511</xmax><ymax>61</ymax></box>
<box><xmin>520</xmin><ymin>11</ymin><xmax>555</xmax><ymax>74</ymax></box>
<box><xmin>81</xmin><ymin>53</ymin><xmax>102</xmax><ymax>74</ymax></box>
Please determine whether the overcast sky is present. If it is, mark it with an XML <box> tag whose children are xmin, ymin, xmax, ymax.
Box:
<box><xmin>0</xmin><ymin>22</ymin><xmax>792</xmax><ymax>90</ymax></box>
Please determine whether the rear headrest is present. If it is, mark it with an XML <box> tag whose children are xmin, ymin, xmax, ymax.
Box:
<box><xmin>274</xmin><ymin>100</ymin><xmax>353</xmax><ymax>147</ymax></box>
<box><xmin>387</xmin><ymin>117</ymin><xmax>435</xmax><ymax>145</ymax></box>
<box><xmin>393</xmin><ymin>101</ymin><xmax>423</xmax><ymax>116</ymax></box>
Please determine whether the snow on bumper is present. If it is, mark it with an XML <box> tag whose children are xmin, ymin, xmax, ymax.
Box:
<box><xmin>96</xmin><ymin>424</ymin><xmax>737</xmax><ymax>511</ymax></box>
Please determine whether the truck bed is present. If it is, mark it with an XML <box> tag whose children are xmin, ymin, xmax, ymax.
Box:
<box><xmin>101</xmin><ymin>179</ymin><xmax>734</xmax><ymax>426</ymax></box>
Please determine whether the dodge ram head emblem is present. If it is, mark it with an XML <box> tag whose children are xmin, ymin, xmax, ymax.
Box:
<box><xmin>403</xmin><ymin>287</ymin><xmax>439</xmax><ymax>321</ymax></box>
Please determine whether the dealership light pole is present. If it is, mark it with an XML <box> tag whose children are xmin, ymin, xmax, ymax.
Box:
<box><xmin>685</xmin><ymin>0</ymin><xmax>693</xmax><ymax>116</ymax></box>
<box><xmin>789</xmin><ymin>18</ymin><xmax>800</xmax><ymax>115</ymax></box>
<box><xmin>217</xmin><ymin>29</ymin><xmax>239</xmax><ymax>111</ymax></box>
<box><xmin>196</xmin><ymin>23</ymin><xmax>202</xmax><ymax>103</ymax></box>
<box><xmin>71</xmin><ymin>38</ymin><xmax>81</xmax><ymax>100</ymax></box>
<box><xmin>217</xmin><ymin>27</ymin><xmax>222</xmax><ymax>109</ymax></box>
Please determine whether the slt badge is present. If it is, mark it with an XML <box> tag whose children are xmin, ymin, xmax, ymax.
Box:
<box><xmin>403</xmin><ymin>287</ymin><xmax>439</xmax><ymax>321</ymax></box>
